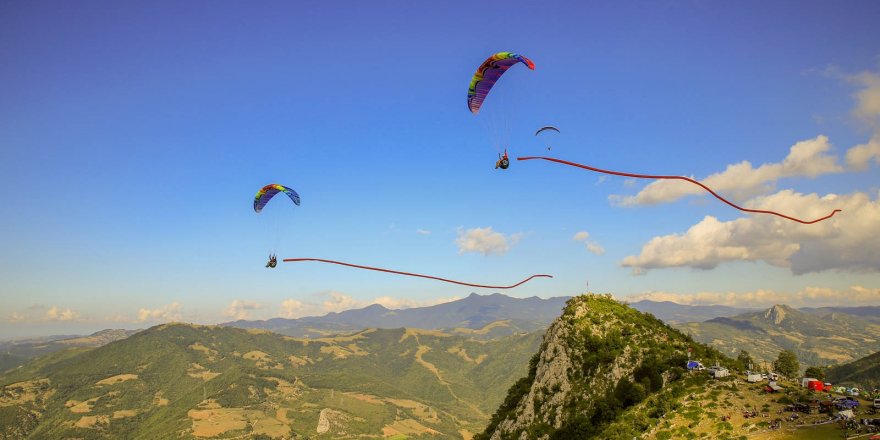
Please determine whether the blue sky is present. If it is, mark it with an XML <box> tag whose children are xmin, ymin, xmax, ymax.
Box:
<box><xmin>2</xmin><ymin>0</ymin><xmax>879</xmax><ymax>337</ymax></box>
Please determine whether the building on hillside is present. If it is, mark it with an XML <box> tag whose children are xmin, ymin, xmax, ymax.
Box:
<box><xmin>712</xmin><ymin>367</ymin><xmax>730</xmax><ymax>379</ymax></box>
<box><xmin>747</xmin><ymin>373</ymin><xmax>762</xmax><ymax>383</ymax></box>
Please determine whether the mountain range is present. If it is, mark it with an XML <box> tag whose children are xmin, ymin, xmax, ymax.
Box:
<box><xmin>0</xmin><ymin>329</ymin><xmax>139</xmax><ymax>373</ymax></box>
<box><xmin>679</xmin><ymin>304</ymin><xmax>880</xmax><ymax>367</ymax></box>
<box><xmin>627</xmin><ymin>300</ymin><xmax>759</xmax><ymax>324</ymax></box>
<box><xmin>0</xmin><ymin>323</ymin><xmax>541</xmax><ymax>439</ymax></box>
<box><xmin>223</xmin><ymin>293</ymin><xmax>572</xmax><ymax>338</ymax></box>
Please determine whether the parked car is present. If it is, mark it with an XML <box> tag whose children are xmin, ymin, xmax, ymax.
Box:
<box><xmin>835</xmin><ymin>397</ymin><xmax>860</xmax><ymax>410</ymax></box>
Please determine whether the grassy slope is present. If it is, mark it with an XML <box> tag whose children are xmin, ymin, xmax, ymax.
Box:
<box><xmin>0</xmin><ymin>323</ymin><xmax>542</xmax><ymax>439</ymax></box>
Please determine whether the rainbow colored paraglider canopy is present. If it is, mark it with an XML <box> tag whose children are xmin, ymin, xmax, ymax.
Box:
<box><xmin>253</xmin><ymin>184</ymin><xmax>300</xmax><ymax>213</ymax></box>
<box><xmin>467</xmin><ymin>52</ymin><xmax>535</xmax><ymax>114</ymax></box>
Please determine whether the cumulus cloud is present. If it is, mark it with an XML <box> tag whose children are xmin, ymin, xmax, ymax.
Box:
<box><xmin>321</xmin><ymin>292</ymin><xmax>361</xmax><ymax>314</ymax></box>
<box><xmin>572</xmin><ymin>231</ymin><xmax>605</xmax><ymax>256</ymax></box>
<box><xmin>6</xmin><ymin>312</ymin><xmax>26</xmax><ymax>323</ymax></box>
<box><xmin>625</xmin><ymin>285</ymin><xmax>880</xmax><ymax>308</ymax></box>
<box><xmin>613</xmin><ymin>136</ymin><xmax>843</xmax><ymax>207</ymax></box>
<box><xmin>5</xmin><ymin>305</ymin><xmax>81</xmax><ymax>323</ymax></box>
<box><xmin>846</xmin><ymin>134</ymin><xmax>880</xmax><ymax>171</ymax></box>
<box><xmin>44</xmin><ymin>306</ymin><xmax>78</xmax><ymax>321</ymax></box>
<box><xmin>842</xmin><ymin>69</ymin><xmax>880</xmax><ymax>171</ymax></box>
<box><xmin>277</xmin><ymin>292</ymin><xmax>459</xmax><ymax>319</ymax></box>
<box><xmin>621</xmin><ymin>190</ymin><xmax>880</xmax><ymax>274</ymax></box>
<box><xmin>137</xmin><ymin>302</ymin><xmax>183</xmax><ymax>323</ymax></box>
<box><xmin>224</xmin><ymin>300</ymin><xmax>264</xmax><ymax>320</ymax></box>
<box><xmin>455</xmin><ymin>227</ymin><xmax>522</xmax><ymax>256</ymax></box>
<box><xmin>851</xmin><ymin>70</ymin><xmax>880</xmax><ymax>124</ymax></box>
<box><xmin>280</xmin><ymin>299</ymin><xmax>306</xmax><ymax>318</ymax></box>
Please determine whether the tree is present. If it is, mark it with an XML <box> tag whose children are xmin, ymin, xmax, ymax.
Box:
<box><xmin>804</xmin><ymin>366</ymin><xmax>825</xmax><ymax>381</ymax></box>
<box><xmin>773</xmin><ymin>350</ymin><xmax>800</xmax><ymax>378</ymax></box>
<box><xmin>736</xmin><ymin>350</ymin><xmax>755</xmax><ymax>371</ymax></box>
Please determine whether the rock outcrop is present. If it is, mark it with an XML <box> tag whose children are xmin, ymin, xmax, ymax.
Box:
<box><xmin>478</xmin><ymin>294</ymin><xmax>718</xmax><ymax>440</ymax></box>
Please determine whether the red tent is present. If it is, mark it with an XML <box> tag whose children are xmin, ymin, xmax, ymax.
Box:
<box><xmin>808</xmin><ymin>380</ymin><xmax>824</xmax><ymax>391</ymax></box>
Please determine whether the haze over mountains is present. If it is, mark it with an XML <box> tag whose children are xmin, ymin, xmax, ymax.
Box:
<box><xmin>680</xmin><ymin>304</ymin><xmax>880</xmax><ymax>366</ymax></box>
<box><xmin>627</xmin><ymin>300</ymin><xmax>759</xmax><ymax>324</ymax></box>
<box><xmin>223</xmin><ymin>293</ymin><xmax>572</xmax><ymax>338</ymax></box>
<box><xmin>1</xmin><ymin>293</ymin><xmax>878</xmax><ymax>439</ymax></box>
<box><xmin>0</xmin><ymin>329</ymin><xmax>139</xmax><ymax>373</ymax></box>
<box><xmin>6</xmin><ymin>294</ymin><xmax>877</xmax><ymax>374</ymax></box>
<box><xmin>223</xmin><ymin>295</ymin><xmax>880</xmax><ymax>368</ymax></box>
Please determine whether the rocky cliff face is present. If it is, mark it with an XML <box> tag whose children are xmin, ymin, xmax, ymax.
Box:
<box><xmin>477</xmin><ymin>294</ymin><xmax>723</xmax><ymax>440</ymax></box>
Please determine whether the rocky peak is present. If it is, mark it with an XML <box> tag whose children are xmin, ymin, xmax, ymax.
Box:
<box><xmin>478</xmin><ymin>294</ymin><xmax>703</xmax><ymax>440</ymax></box>
<box><xmin>763</xmin><ymin>304</ymin><xmax>789</xmax><ymax>325</ymax></box>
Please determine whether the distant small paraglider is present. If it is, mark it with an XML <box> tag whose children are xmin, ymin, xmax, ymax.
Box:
<box><xmin>535</xmin><ymin>126</ymin><xmax>560</xmax><ymax>150</ymax></box>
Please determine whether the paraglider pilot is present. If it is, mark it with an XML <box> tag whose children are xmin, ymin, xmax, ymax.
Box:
<box><xmin>495</xmin><ymin>149</ymin><xmax>510</xmax><ymax>170</ymax></box>
<box><xmin>266</xmin><ymin>254</ymin><xmax>277</xmax><ymax>268</ymax></box>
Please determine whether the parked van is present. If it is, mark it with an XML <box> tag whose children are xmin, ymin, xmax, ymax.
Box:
<box><xmin>873</xmin><ymin>398</ymin><xmax>880</xmax><ymax>410</ymax></box>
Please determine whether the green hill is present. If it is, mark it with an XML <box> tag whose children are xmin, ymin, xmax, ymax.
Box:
<box><xmin>0</xmin><ymin>329</ymin><xmax>139</xmax><ymax>373</ymax></box>
<box><xmin>475</xmin><ymin>295</ymin><xmax>868</xmax><ymax>440</ymax></box>
<box><xmin>475</xmin><ymin>294</ymin><xmax>731</xmax><ymax>439</ymax></box>
<box><xmin>826</xmin><ymin>350</ymin><xmax>880</xmax><ymax>389</ymax></box>
<box><xmin>678</xmin><ymin>304</ymin><xmax>880</xmax><ymax>367</ymax></box>
<box><xmin>0</xmin><ymin>323</ymin><xmax>541</xmax><ymax>439</ymax></box>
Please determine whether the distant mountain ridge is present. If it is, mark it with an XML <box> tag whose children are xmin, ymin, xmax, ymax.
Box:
<box><xmin>680</xmin><ymin>304</ymin><xmax>880</xmax><ymax>367</ymax></box>
<box><xmin>0</xmin><ymin>329</ymin><xmax>139</xmax><ymax>373</ymax></box>
<box><xmin>628</xmin><ymin>300</ymin><xmax>759</xmax><ymax>323</ymax></box>
<box><xmin>224</xmin><ymin>293</ymin><xmax>572</xmax><ymax>338</ymax></box>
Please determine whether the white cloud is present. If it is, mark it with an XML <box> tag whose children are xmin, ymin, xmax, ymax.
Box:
<box><xmin>613</xmin><ymin>136</ymin><xmax>843</xmax><ymax>207</ymax></box>
<box><xmin>846</xmin><ymin>134</ymin><xmax>880</xmax><ymax>171</ymax></box>
<box><xmin>224</xmin><ymin>300</ymin><xmax>264</xmax><ymax>321</ymax></box>
<box><xmin>851</xmin><ymin>70</ymin><xmax>880</xmax><ymax>124</ymax></box>
<box><xmin>44</xmin><ymin>306</ymin><xmax>78</xmax><ymax>321</ymax></box>
<box><xmin>280</xmin><ymin>299</ymin><xmax>306</xmax><ymax>318</ymax></box>
<box><xmin>572</xmin><ymin>231</ymin><xmax>605</xmax><ymax>256</ymax></box>
<box><xmin>6</xmin><ymin>312</ymin><xmax>26</xmax><ymax>323</ymax></box>
<box><xmin>573</xmin><ymin>231</ymin><xmax>590</xmax><ymax>241</ymax></box>
<box><xmin>137</xmin><ymin>302</ymin><xmax>183</xmax><ymax>323</ymax></box>
<box><xmin>321</xmin><ymin>292</ymin><xmax>360</xmax><ymax>314</ymax></box>
<box><xmin>625</xmin><ymin>285</ymin><xmax>880</xmax><ymax>308</ymax></box>
<box><xmin>586</xmin><ymin>243</ymin><xmax>606</xmax><ymax>256</ymax></box>
<box><xmin>455</xmin><ymin>227</ymin><xmax>522</xmax><ymax>256</ymax></box>
<box><xmin>823</xmin><ymin>67</ymin><xmax>880</xmax><ymax>171</ymax></box>
<box><xmin>621</xmin><ymin>190</ymin><xmax>880</xmax><ymax>274</ymax></box>
<box><xmin>416</xmin><ymin>229</ymin><xmax>431</xmax><ymax>235</ymax></box>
